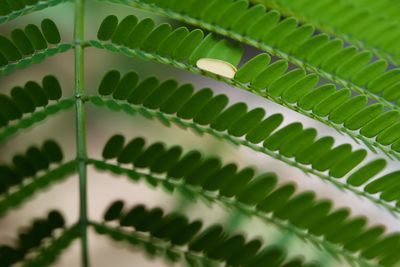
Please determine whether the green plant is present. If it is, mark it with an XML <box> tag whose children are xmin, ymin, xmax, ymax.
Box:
<box><xmin>1</xmin><ymin>0</ymin><xmax>400</xmax><ymax>266</ymax></box>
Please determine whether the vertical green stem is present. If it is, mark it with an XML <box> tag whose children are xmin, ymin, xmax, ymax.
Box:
<box><xmin>74</xmin><ymin>0</ymin><xmax>88</xmax><ymax>266</ymax></box>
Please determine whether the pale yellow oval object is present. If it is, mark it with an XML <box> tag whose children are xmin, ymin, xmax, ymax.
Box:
<box><xmin>196</xmin><ymin>58</ymin><xmax>237</xmax><ymax>79</ymax></box>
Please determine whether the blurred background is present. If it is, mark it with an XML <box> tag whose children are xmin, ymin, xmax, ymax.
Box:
<box><xmin>1</xmin><ymin>1</ymin><xmax>400</xmax><ymax>266</ymax></box>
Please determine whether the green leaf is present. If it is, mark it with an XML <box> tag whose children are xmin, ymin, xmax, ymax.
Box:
<box><xmin>26</xmin><ymin>146</ymin><xmax>49</xmax><ymax>171</ymax></box>
<box><xmin>368</xmin><ymin>69</ymin><xmax>400</xmax><ymax>93</ymax></box>
<box><xmin>189</xmin><ymin>33</ymin><xmax>219</xmax><ymax>65</ymax></box>
<box><xmin>344</xmin><ymin>226</ymin><xmax>385</xmax><ymax>251</ymax></box>
<box><xmin>329</xmin><ymin>149</ymin><xmax>367</xmax><ymax>178</ymax></box>
<box><xmin>157</xmin><ymin>27</ymin><xmax>189</xmax><ymax>57</ymax></box>
<box><xmin>210</xmin><ymin>102</ymin><xmax>247</xmax><ymax>131</ymax></box>
<box><xmin>24</xmin><ymin>81</ymin><xmax>48</xmax><ymax>107</ymax></box>
<box><xmin>282</xmin><ymin>74</ymin><xmax>319</xmax><ymax>103</ymax></box>
<box><xmin>193</xmin><ymin>94</ymin><xmax>229</xmax><ymax>125</ymax></box>
<box><xmin>203</xmin><ymin>163</ymin><xmax>237</xmax><ymax>192</ymax></box>
<box><xmin>189</xmin><ymin>224</ymin><xmax>224</xmax><ymax>252</ymax></box>
<box><xmin>235</xmin><ymin>53</ymin><xmax>271</xmax><ymax>83</ymax></box>
<box><xmin>364</xmin><ymin>171</ymin><xmax>400</xmax><ymax>194</ymax></box>
<box><xmin>97</xmin><ymin>15</ymin><xmax>119</xmax><ymax>41</ymax></box>
<box><xmin>298</xmin><ymin>84</ymin><xmax>336</xmax><ymax>111</ymax></box>
<box><xmin>150</xmin><ymin>146</ymin><xmax>182</xmax><ymax>173</ymax></box>
<box><xmin>141</xmin><ymin>23</ymin><xmax>172</xmax><ymax>52</ymax></box>
<box><xmin>172</xmin><ymin>29</ymin><xmax>204</xmax><ymax>61</ymax></box>
<box><xmin>268</xmin><ymin>68</ymin><xmax>306</xmax><ymax>97</ymax></box>
<box><xmin>0</xmin><ymin>35</ymin><xmax>22</xmax><ymax>61</ymax></box>
<box><xmin>13</xmin><ymin>154</ymin><xmax>36</xmax><ymax>177</ymax></box>
<box><xmin>279</xmin><ymin>24</ymin><xmax>314</xmax><ymax>53</ymax></box>
<box><xmin>177</xmin><ymin>88</ymin><xmax>213</xmax><ymax>119</ymax></box>
<box><xmin>134</xmin><ymin>142</ymin><xmax>166</xmax><ymax>168</ymax></box>
<box><xmin>245</xmin><ymin>113</ymin><xmax>283</xmax><ymax>144</ymax></box>
<box><xmin>238</xmin><ymin>173</ymin><xmax>277</xmax><ymax>205</ymax></box>
<box><xmin>113</xmin><ymin>71</ymin><xmax>139</xmax><ymax>100</ymax></box>
<box><xmin>98</xmin><ymin>70</ymin><xmax>121</xmax><ymax>96</ymax></box>
<box><xmin>24</xmin><ymin>24</ymin><xmax>47</xmax><ymax>50</ymax></box>
<box><xmin>228</xmin><ymin>108</ymin><xmax>265</xmax><ymax>137</ymax></box>
<box><xmin>117</xmin><ymin>137</ymin><xmax>145</xmax><ymax>164</ymax></box>
<box><xmin>280</xmin><ymin>128</ymin><xmax>317</xmax><ymax>158</ymax></box>
<box><xmin>295</xmin><ymin>34</ymin><xmax>329</xmax><ymax>60</ymax></box>
<box><xmin>257</xmin><ymin>183</ymin><xmax>296</xmax><ymax>213</ymax></box>
<box><xmin>360</xmin><ymin>111</ymin><xmax>400</xmax><ymax>138</ymax></box>
<box><xmin>308</xmin><ymin>39</ymin><xmax>343</xmax><ymax>66</ymax></box>
<box><xmin>10</xmin><ymin>86</ymin><xmax>35</xmax><ymax>113</ymax></box>
<box><xmin>376</xmin><ymin>122</ymin><xmax>400</xmax><ymax>145</ymax></box>
<box><xmin>344</xmin><ymin>103</ymin><xmax>383</xmax><ymax>130</ymax></box>
<box><xmin>216</xmin><ymin>0</ymin><xmax>248</xmax><ymax>29</ymax></box>
<box><xmin>313</xmin><ymin>89</ymin><xmax>351</xmax><ymax>117</ymax></box>
<box><xmin>347</xmin><ymin>159</ymin><xmax>386</xmax><ymax>187</ymax></box>
<box><xmin>11</xmin><ymin>29</ymin><xmax>35</xmax><ymax>55</ymax></box>
<box><xmin>42</xmin><ymin>75</ymin><xmax>62</xmax><ymax>100</ymax></box>
<box><xmin>171</xmin><ymin>220</ymin><xmax>202</xmax><ymax>245</ymax></box>
<box><xmin>102</xmin><ymin>134</ymin><xmax>125</xmax><ymax>159</ymax></box>
<box><xmin>321</xmin><ymin>46</ymin><xmax>357</xmax><ymax>73</ymax></box>
<box><xmin>251</xmin><ymin>59</ymin><xmax>288</xmax><ymax>90</ymax></box>
<box><xmin>184</xmin><ymin>157</ymin><xmax>221</xmax><ymax>186</ymax></box>
<box><xmin>263</xmin><ymin>122</ymin><xmax>303</xmax><ymax>151</ymax></box>
<box><xmin>112</xmin><ymin>15</ymin><xmax>138</xmax><ymax>45</ymax></box>
<box><xmin>104</xmin><ymin>200</ymin><xmax>125</xmax><ymax>221</ymax></box>
<box><xmin>275</xmin><ymin>191</ymin><xmax>315</xmax><ymax>221</ymax></box>
<box><xmin>352</xmin><ymin>59</ymin><xmax>388</xmax><ymax>86</ymax></box>
<box><xmin>232</xmin><ymin>4</ymin><xmax>266</xmax><ymax>34</ymax></box>
<box><xmin>309</xmin><ymin>208</ymin><xmax>350</xmax><ymax>236</ymax></box>
<box><xmin>220</xmin><ymin>167</ymin><xmax>255</xmax><ymax>197</ymax></box>
<box><xmin>0</xmin><ymin>94</ymin><xmax>22</xmax><ymax>120</ymax></box>
<box><xmin>246</xmin><ymin>10</ymin><xmax>280</xmax><ymax>40</ymax></box>
<box><xmin>168</xmin><ymin>151</ymin><xmax>201</xmax><ymax>178</ymax></box>
<box><xmin>382</xmin><ymin>81</ymin><xmax>400</xmax><ymax>101</ymax></box>
<box><xmin>128</xmin><ymin>76</ymin><xmax>159</xmax><ymax>105</ymax></box>
<box><xmin>313</xmin><ymin>144</ymin><xmax>352</xmax><ymax>172</ymax></box>
<box><xmin>42</xmin><ymin>140</ymin><xmax>63</xmax><ymax>163</ymax></box>
<box><xmin>126</xmin><ymin>18</ymin><xmax>155</xmax><ymax>49</ymax></box>
<box><xmin>160</xmin><ymin>84</ymin><xmax>194</xmax><ymax>114</ymax></box>
<box><xmin>336</xmin><ymin>51</ymin><xmax>372</xmax><ymax>79</ymax></box>
<box><xmin>143</xmin><ymin>79</ymin><xmax>178</xmax><ymax>109</ymax></box>
<box><xmin>328</xmin><ymin>95</ymin><xmax>368</xmax><ymax>124</ymax></box>
<box><xmin>41</xmin><ymin>19</ymin><xmax>61</xmax><ymax>44</ymax></box>
<box><xmin>263</xmin><ymin>17</ymin><xmax>298</xmax><ymax>47</ymax></box>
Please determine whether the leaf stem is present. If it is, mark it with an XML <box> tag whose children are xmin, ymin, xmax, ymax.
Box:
<box><xmin>74</xmin><ymin>0</ymin><xmax>89</xmax><ymax>266</ymax></box>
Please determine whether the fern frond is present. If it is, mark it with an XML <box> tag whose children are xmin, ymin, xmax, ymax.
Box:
<box><xmin>254</xmin><ymin>0</ymin><xmax>400</xmax><ymax>64</ymax></box>
<box><xmin>95</xmin><ymin>2</ymin><xmax>400</xmax><ymax>113</ymax></box>
<box><xmin>0</xmin><ymin>161</ymin><xmax>75</xmax><ymax>216</ymax></box>
<box><xmin>89</xmin><ymin>16</ymin><xmax>400</xmax><ymax>159</ymax></box>
<box><xmin>0</xmin><ymin>98</ymin><xmax>74</xmax><ymax>143</ymax></box>
<box><xmin>0</xmin><ymin>0</ymin><xmax>70</xmax><ymax>24</ymax></box>
<box><xmin>89</xmin><ymin>159</ymin><xmax>389</xmax><ymax>267</ymax></box>
<box><xmin>0</xmin><ymin>140</ymin><xmax>75</xmax><ymax>216</ymax></box>
<box><xmin>0</xmin><ymin>74</ymin><xmax>72</xmax><ymax>142</ymax></box>
<box><xmin>0</xmin><ymin>209</ymin><xmax>70</xmax><ymax>266</ymax></box>
<box><xmin>92</xmin><ymin>203</ymin><xmax>322</xmax><ymax>267</ymax></box>
<box><xmin>90</xmin><ymin>69</ymin><xmax>400</xmax><ymax>213</ymax></box>
<box><xmin>22</xmin><ymin>225</ymin><xmax>79</xmax><ymax>267</ymax></box>
<box><xmin>0</xmin><ymin>19</ymin><xmax>71</xmax><ymax>76</ymax></box>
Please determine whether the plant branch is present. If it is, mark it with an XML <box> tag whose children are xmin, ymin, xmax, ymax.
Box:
<box><xmin>86</xmin><ymin>40</ymin><xmax>400</xmax><ymax>161</ymax></box>
<box><xmin>22</xmin><ymin>224</ymin><xmax>80</xmax><ymax>267</ymax></box>
<box><xmin>87</xmin><ymin>94</ymin><xmax>400</xmax><ymax>217</ymax></box>
<box><xmin>0</xmin><ymin>43</ymin><xmax>74</xmax><ymax>77</ymax></box>
<box><xmin>74</xmin><ymin>0</ymin><xmax>89</xmax><ymax>266</ymax></box>
<box><xmin>0</xmin><ymin>161</ymin><xmax>76</xmax><ymax>217</ymax></box>
<box><xmin>0</xmin><ymin>0</ymin><xmax>71</xmax><ymax>24</ymax></box>
<box><xmin>88</xmin><ymin>159</ymin><xmax>383</xmax><ymax>267</ymax></box>
<box><xmin>0</xmin><ymin>98</ymin><xmax>75</xmax><ymax>144</ymax></box>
